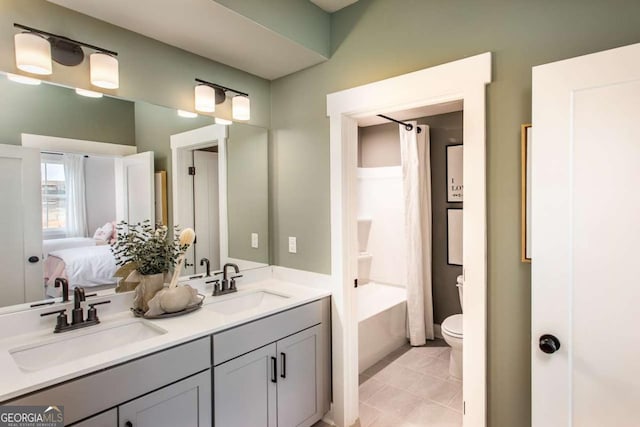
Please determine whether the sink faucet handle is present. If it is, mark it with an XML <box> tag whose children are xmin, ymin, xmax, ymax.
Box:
<box><xmin>87</xmin><ymin>300</ymin><xmax>111</xmax><ymax>322</ymax></box>
<box><xmin>229</xmin><ymin>274</ymin><xmax>243</xmax><ymax>290</ymax></box>
<box><xmin>41</xmin><ymin>309</ymin><xmax>69</xmax><ymax>332</ymax></box>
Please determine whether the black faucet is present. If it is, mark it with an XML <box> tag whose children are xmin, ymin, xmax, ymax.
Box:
<box><xmin>54</xmin><ymin>278</ymin><xmax>69</xmax><ymax>302</ymax></box>
<box><xmin>212</xmin><ymin>263</ymin><xmax>243</xmax><ymax>296</ymax></box>
<box><xmin>200</xmin><ymin>258</ymin><xmax>211</xmax><ymax>277</ymax></box>
<box><xmin>72</xmin><ymin>287</ymin><xmax>86</xmax><ymax>325</ymax></box>
<box><xmin>41</xmin><ymin>286</ymin><xmax>111</xmax><ymax>333</ymax></box>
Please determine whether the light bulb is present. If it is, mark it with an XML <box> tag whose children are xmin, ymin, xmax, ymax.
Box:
<box><xmin>90</xmin><ymin>53</ymin><xmax>119</xmax><ymax>89</ymax></box>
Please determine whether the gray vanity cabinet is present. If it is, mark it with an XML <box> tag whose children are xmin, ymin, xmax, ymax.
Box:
<box><xmin>276</xmin><ymin>325</ymin><xmax>322</xmax><ymax>427</ymax></box>
<box><xmin>212</xmin><ymin>299</ymin><xmax>331</xmax><ymax>427</ymax></box>
<box><xmin>214</xmin><ymin>343</ymin><xmax>277</xmax><ymax>427</ymax></box>
<box><xmin>71</xmin><ymin>409</ymin><xmax>117</xmax><ymax>427</ymax></box>
<box><xmin>119</xmin><ymin>370</ymin><xmax>211</xmax><ymax>427</ymax></box>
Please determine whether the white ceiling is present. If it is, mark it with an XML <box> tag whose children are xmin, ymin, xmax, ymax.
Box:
<box><xmin>47</xmin><ymin>0</ymin><xmax>328</xmax><ymax>80</ymax></box>
<box><xmin>309</xmin><ymin>0</ymin><xmax>359</xmax><ymax>13</ymax></box>
<box><xmin>357</xmin><ymin>100</ymin><xmax>464</xmax><ymax>127</ymax></box>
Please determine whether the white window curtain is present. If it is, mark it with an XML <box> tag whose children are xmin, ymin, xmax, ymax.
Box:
<box><xmin>400</xmin><ymin>123</ymin><xmax>434</xmax><ymax>345</ymax></box>
<box><xmin>63</xmin><ymin>153</ymin><xmax>88</xmax><ymax>237</ymax></box>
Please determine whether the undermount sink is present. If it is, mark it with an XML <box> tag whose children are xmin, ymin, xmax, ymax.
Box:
<box><xmin>206</xmin><ymin>290</ymin><xmax>290</xmax><ymax>315</ymax></box>
<box><xmin>10</xmin><ymin>319</ymin><xmax>167</xmax><ymax>372</ymax></box>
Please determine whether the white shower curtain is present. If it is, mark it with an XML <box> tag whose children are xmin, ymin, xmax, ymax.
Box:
<box><xmin>64</xmin><ymin>153</ymin><xmax>88</xmax><ymax>238</ymax></box>
<box><xmin>400</xmin><ymin>123</ymin><xmax>434</xmax><ymax>345</ymax></box>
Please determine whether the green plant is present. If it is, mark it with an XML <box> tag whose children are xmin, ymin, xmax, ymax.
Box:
<box><xmin>111</xmin><ymin>220</ymin><xmax>188</xmax><ymax>275</ymax></box>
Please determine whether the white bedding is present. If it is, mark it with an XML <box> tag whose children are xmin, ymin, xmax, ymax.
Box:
<box><xmin>47</xmin><ymin>245</ymin><xmax>117</xmax><ymax>287</ymax></box>
<box><xmin>42</xmin><ymin>237</ymin><xmax>104</xmax><ymax>258</ymax></box>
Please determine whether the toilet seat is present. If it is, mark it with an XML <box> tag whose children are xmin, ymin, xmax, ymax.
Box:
<box><xmin>442</xmin><ymin>314</ymin><xmax>463</xmax><ymax>338</ymax></box>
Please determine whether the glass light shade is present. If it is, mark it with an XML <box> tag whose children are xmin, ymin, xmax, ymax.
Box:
<box><xmin>232</xmin><ymin>95</ymin><xmax>250</xmax><ymax>121</ymax></box>
<box><xmin>215</xmin><ymin>117</ymin><xmax>233</xmax><ymax>125</ymax></box>
<box><xmin>90</xmin><ymin>53</ymin><xmax>119</xmax><ymax>89</ymax></box>
<box><xmin>178</xmin><ymin>109</ymin><xmax>198</xmax><ymax>118</ymax></box>
<box><xmin>75</xmin><ymin>88</ymin><xmax>103</xmax><ymax>98</ymax></box>
<box><xmin>7</xmin><ymin>73</ymin><xmax>41</xmax><ymax>85</ymax></box>
<box><xmin>14</xmin><ymin>33</ymin><xmax>52</xmax><ymax>75</ymax></box>
<box><xmin>195</xmin><ymin>85</ymin><xmax>216</xmax><ymax>113</ymax></box>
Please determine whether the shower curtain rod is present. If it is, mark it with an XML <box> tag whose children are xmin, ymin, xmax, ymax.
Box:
<box><xmin>377</xmin><ymin>114</ymin><xmax>422</xmax><ymax>133</ymax></box>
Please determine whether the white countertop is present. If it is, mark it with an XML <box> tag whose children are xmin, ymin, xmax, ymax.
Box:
<box><xmin>0</xmin><ymin>278</ymin><xmax>330</xmax><ymax>402</ymax></box>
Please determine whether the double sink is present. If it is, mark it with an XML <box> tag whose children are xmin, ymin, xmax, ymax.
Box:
<box><xmin>9</xmin><ymin>289</ymin><xmax>290</xmax><ymax>372</ymax></box>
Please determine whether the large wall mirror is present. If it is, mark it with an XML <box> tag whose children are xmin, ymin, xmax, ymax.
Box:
<box><xmin>0</xmin><ymin>73</ymin><xmax>269</xmax><ymax>310</ymax></box>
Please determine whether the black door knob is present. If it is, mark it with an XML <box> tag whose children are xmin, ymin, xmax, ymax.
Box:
<box><xmin>539</xmin><ymin>334</ymin><xmax>561</xmax><ymax>354</ymax></box>
<box><xmin>125</xmin><ymin>421</ymin><xmax>133</xmax><ymax>427</ymax></box>
<box><xmin>28</xmin><ymin>256</ymin><xmax>39</xmax><ymax>263</ymax></box>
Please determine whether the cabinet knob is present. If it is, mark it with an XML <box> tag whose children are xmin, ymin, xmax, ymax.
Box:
<box><xmin>125</xmin><ymin>421</ymin><xmax>133</xmax><ymax>427</ymax></box>
<box><xmin>28</xmin><ymin>256</ymin><xmax>39</xmax><ymax>263</ymax></box>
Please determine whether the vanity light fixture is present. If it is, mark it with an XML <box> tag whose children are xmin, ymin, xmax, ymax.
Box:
<box><xmin>75</xmin><ymin>88</ymin><xmax>103</xmax><ymax>98</ymax></box>
<box><xmin>178</xmin><ymin>109</ymin><xmax>198</xmax><ymax>118</ymax></box>
<box><xmin>13</xmin><ymin>23</ymin><xmax>119</xmax><ymax>88</ymax></box>
<box><xmin>194</xmin><ymin>78</ymin><xmax>250</xmax><ymax>121</ymax></box>
<box><xmin>7</xmin><ymin>73</ymin><xmax>41</xmax><ymax>85</ymax></box>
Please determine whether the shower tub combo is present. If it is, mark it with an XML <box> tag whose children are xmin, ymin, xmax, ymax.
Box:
<box><xmin>357</xmin><ymin>282</ymin><xmax>407</xmax><ymax>373</ymax></box>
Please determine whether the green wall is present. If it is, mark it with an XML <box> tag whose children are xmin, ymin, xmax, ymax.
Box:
<box><xmin>215</xmin><ymin>0</ymin><xmax>330</xmax><ymax>58</ymax></box>
<box><xmin>0</xmin><ymin>76</ymin><xmax>135</xmax><ymax>145</ymax></box>
<box><xmin>269</xmin><ymin>1</ymin><xmax>640</xmax><ymax>425</ymax></box>
<box><xmin>0</xmin><ymin>0</ymin><xmax>270</xmax><ymax>128</ymax></box>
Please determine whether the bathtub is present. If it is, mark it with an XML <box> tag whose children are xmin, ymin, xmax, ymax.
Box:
<box><xmin>357</xmin><ymin>283</ymin><xmax>407</xmax><ymax>373</ymax></box>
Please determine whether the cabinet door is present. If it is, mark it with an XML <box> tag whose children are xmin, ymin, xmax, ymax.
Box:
<box><xmin>70</xmin><ymin>409</ymin><xmax>117</xmax><ymax>427</ymax></box>
<box><xmin>119</xmin><ymin>370</ymin><xmax>211</xmax><ymax>427</ymax></box>
<box><xmin>214</xmin><ymin>343</ymin><xmax>277</xmax><ymax>427</ymax></box>
<box><xmin>276</xmin><ymin>325</ymin><xmax>322</xmax><ymax>427</ymax></box>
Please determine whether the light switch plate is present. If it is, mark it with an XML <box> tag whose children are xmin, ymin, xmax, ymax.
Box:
<box><xmin>251</xmin><ymin>233</ymin><xmax>259</xmax><ymax>248</ymax></box>
<box><xmin>288</xmin><ymin>236</ymin><xmax>297</xmax><ymax>253</ymax></box>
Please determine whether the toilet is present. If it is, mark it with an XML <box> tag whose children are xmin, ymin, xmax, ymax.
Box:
<box><xmin>441</xmin><ymin>275</ymin><xmax>463</xmax><ymax>379</ymax></box>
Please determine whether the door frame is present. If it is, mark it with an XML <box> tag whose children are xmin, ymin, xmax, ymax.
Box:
<box><xmin>171</xmin><ymin>124</ymin><xmax>228</xmax><ymax>272</ymax></box>
<box><xmin>326</xmin><ymin>52</ymin><xmax>492</xmax><ymax>426</ymax></box>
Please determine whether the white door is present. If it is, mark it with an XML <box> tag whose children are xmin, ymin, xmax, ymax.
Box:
<box><xmin>115</xmin><ymin>151</ymin><xmax>155</xmax><ymax>225</ymax></box>
<box><xmin>0</xmin><ymin>144</ymin><xmax>43</xmax><ymax>306</ymax></box>
<box><xmin>532</xmin><ymin>43</ymin><xmax>640</xmax><ymax>426</ymax></box>
<box><xmin>193</xmin><ymin>150</ymin><xmax>220</xmax><ymax>273</ymax></box>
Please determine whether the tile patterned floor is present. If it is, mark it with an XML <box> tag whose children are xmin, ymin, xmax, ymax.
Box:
<box><xmin>313</xmin><ymin>340</ymin><xmax>461</xmax><ymax>427</ymax></box>
<box><xmin>358</xmin><ymin>340</ymin><xmax>461</xmax><ymax>427</ymax></box>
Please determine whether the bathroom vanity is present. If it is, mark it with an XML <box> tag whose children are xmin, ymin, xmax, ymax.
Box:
<box><xmin>0</xmin><ymin>278</ymin><xmax>331</xmax><ymax>427</ymax></box>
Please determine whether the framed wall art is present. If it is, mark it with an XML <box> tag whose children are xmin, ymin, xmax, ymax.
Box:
<box><xmin>447</xmin><ymin>208</ymin><xmax>463</xmax><ymax>266</ymax></box>
<box><xmin>521</xmin><ymin>124</ymin><xmax>532</xmax><ymax>262</ymax></box>
<box><xmin>446</xmin><ymin>144</ymin><xmax>463</xmax><ymax>202</ymax></box>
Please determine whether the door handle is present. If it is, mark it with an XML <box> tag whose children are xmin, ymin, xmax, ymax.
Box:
<box><xmin>125</xmin><ymin>422</ymin><xmax>133</xmax><ymax>427</ymax></box>
<box><xmin>280</xmin><ymin>352</ymin><xmax>286</xmax><ymax>379</ymax></box>
<box><xmin>28</xmin><ymin>256</ymin><xmax>39</xmax><ymax>263</ymax></box>
<box><xmin>270</xmin><ymin>356</ymin><xmax>277</xmax><ymax>383</ymax></box>
<box><xmin>539</xmin><ymin>334</ymin><xmax>561</xmax><ymax>354</ymax></box>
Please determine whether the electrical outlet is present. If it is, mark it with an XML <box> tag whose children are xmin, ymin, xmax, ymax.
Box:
<box><xmin>251</xmin><ymin>233</ymin><xmax>259</xmax><ymax>249</ymax></box>
<box><xmin>288</xmin><ymin>236</ymin><xmax>297</xmax><ymax>253</ymax></box>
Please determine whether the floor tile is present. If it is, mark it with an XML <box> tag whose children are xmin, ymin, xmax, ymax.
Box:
<box><xmin>369</xmin><ymin>411</ymin><xmax>411</xmax><ymax>427</ymax></box>
<box><xmin>359</xmin><ymin>376</ymin><xmax>385</xmax><ymax>402</ymax></box>
<box><xmin>433</xmin><ymin>407</ymin><xmax>463</xmax><ymax>427</ymax></box>
<box><xmin>359</xmin><ymin>402</ymin><xmax>382</xmax><ymax>427</ymax></box>
<box><xmin>437</xmin><ymin>347</ymin><xmax>452</xmax><ymax>361</ymax></box>
<box><xmin>360</xmin><ymin>374</ymin><xmax>371</xmax><ymax>385</ymax></box>
<box><xmin>418</xmin><ymin>356</ymin><xmax>451</xmax><ymax>379</ymax></box>
<box><xmin>407</xmin><ymin>376</ymin><xmax>461</xmax><ymax>406</ymax></box>
<box><xmin>367</xmin><ymin>385</ymin><xmax>423</xmax><ymax>419</ymax></box>
<box><xmin>374</xmin><ymin>362</ymin><xmax>427</xmax><ymax>390</ymax></box>
<box><xmin>404</xmin><ymin>400</ymin><xmax>451</xmax><ymax>425</ymax></box>
<box><xmin>447</xmin><ymin>390</ymin><xmax>463</xmax><ymax>413</ymax></box>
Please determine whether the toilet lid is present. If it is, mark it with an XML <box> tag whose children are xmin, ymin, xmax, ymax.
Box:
<box><xmin>442</xmin><ymin>314</ymin><xmax>463</xmax><ymax>338</ymax></box>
